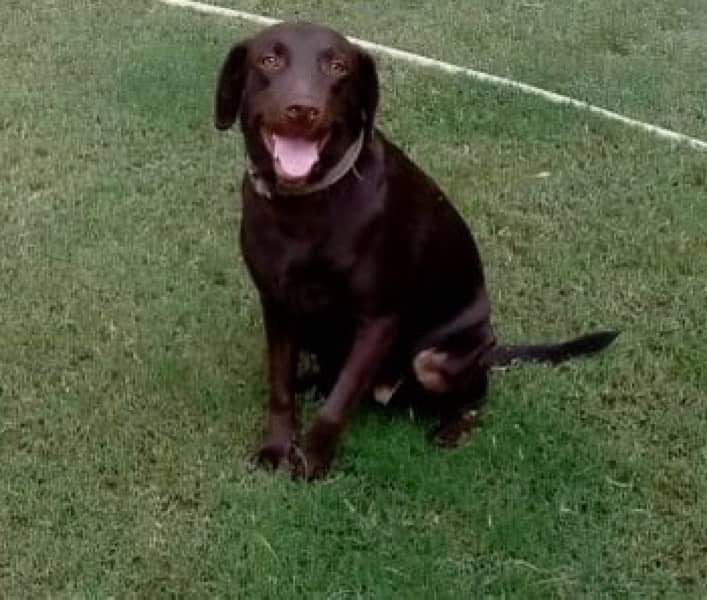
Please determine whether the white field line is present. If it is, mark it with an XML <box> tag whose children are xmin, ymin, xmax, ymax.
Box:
<box><xmin>159</xmin><ymin>0</ymin><xmax>707</xmax><ymax>152</ymax></box>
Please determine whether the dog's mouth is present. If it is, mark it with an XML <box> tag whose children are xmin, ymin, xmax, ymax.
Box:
<box><xmin>261</xmin><ymin>129</ymin><xmax>330</xmax><ymax>185</ymax></box>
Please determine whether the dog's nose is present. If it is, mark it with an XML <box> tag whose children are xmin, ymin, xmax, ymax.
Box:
<box><xmin>284</xmin><ymin>104</ymin><xmax>320</xmax><ymax>124</ymax></box>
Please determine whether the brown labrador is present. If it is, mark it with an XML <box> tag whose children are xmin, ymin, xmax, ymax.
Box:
<box><xmin>214</xmin><ymin>23</ymin><xmax>617</xmax><ymax>479</ymax></box>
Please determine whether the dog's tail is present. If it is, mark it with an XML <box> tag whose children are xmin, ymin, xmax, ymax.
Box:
<box><xmin>491</xmin><ymin>330</ymin><xmax>619</xmax><ymax>368</ymax></box>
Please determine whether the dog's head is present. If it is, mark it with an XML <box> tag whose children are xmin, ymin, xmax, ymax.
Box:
<box><xmin>214</xmin><ymin>23</ymin><xmax>379</xmax><ymax>189</ymax></box>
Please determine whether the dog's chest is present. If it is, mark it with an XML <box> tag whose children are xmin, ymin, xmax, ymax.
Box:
<box><xmin>281</xmin><ymin>238</ymin><xmax>354</xmax><ymax>316</ymax></box>
<box><xmin>244</xmin><ymin>211</ymin><xmax>361</xmax><ymax>318</ymax></box>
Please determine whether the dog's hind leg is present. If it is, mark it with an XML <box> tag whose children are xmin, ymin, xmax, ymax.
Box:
<box><xmin>412</xmin><ymin>321</ymin><xmax>494</xmax><ymax>446</ymax></box>
<box><xmin>425</xmin><ymin>368</ymin><xmax>488</xmax><ymax>446</ymax></box>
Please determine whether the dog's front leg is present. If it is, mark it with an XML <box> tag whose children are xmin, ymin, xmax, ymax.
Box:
<box><xmin>253</xmin><ymin>303</ymin><xmax>299</xmax><ymax>471</ymax></box>
<box><xmin>292</xmin><ymin>315</ymin><xmax>397</xmax><ymax>479</ymax></box>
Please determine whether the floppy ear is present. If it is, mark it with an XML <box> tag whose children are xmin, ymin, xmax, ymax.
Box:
<box><xmin>356</xmin><ymin>49</ymin><xmax>379</xmax><ymax>138</ymax></box>
<box><xmin>214</xmin><ymin>41</ymin><xmax>250</xmax><ymax>130</ymax></box>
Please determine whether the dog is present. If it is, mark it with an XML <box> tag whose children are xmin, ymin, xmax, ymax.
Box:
<box><xmin>214</xmin><ymin>23</ymin><xmax>617</xmax><ymax>479</ymax></box>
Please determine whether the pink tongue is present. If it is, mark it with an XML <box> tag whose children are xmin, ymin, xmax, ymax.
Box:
<box><xmin>273</xmin><ymin>135</ymin><xmax>319</xmax><ymax>179</ymax></box>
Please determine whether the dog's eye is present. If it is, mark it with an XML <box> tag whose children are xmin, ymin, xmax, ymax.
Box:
<box><xmin>260</xmin><ymin>54</ymin><xmax>282</xmax><ymax>71</ymax></box>
<box><xmin>326</xmin><ymin>60</ymin><xmax>348</xmax><ymax>77</ymax></box>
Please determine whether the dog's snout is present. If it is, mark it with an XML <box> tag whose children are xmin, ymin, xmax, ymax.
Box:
<box><xmin>285</xmin><ymin>104</ymin><xmax>321</xmax><ymax>125</ymax></box>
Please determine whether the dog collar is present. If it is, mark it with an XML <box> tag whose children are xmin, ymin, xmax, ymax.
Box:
<box><xmin>246</xmin><ymin>131</ymin><xmax>365</xmax><ymax>199</ymax></box>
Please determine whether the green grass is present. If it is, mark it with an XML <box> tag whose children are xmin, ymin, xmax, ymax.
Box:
<box><xmin>2</xmin><ymin>1</ymin><xmax>706</xmax><ymax>597</ymax></box>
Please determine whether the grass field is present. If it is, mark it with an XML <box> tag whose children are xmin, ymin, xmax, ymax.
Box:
<box><xmin>2</xmin><ymin>1</ymin><xmax>706</xmax><ymax>597</ymax></box>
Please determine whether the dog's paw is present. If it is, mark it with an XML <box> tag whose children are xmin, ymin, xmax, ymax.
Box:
<box><xmin>252</xmin><ymin>429</ymin><xmax>295</xmax><ymax>471</ymax></box>
<box><xmin>428</xmin><ymin>409</ymin><xmax>481</xmax><ymax>448</ymax></box>
<box><xmin>253</xmin><ymin>443</ymin><xmax>291</xmax><ymax>471</ymax></box>
<box><xmin>287</xmin><ymin>419</ymin><xmax>339</xmax><ymax>480</ymax></box>
<box><xmin>287</xmin><ymin>442</ymin><xmax>333</xmax><ymax>481</ymax></box>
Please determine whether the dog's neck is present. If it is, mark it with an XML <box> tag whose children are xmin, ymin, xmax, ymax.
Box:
<box><xmin>247</xmin><ymin>131</ymin><xmax>365</xmax><ymax>199</ymax></box>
